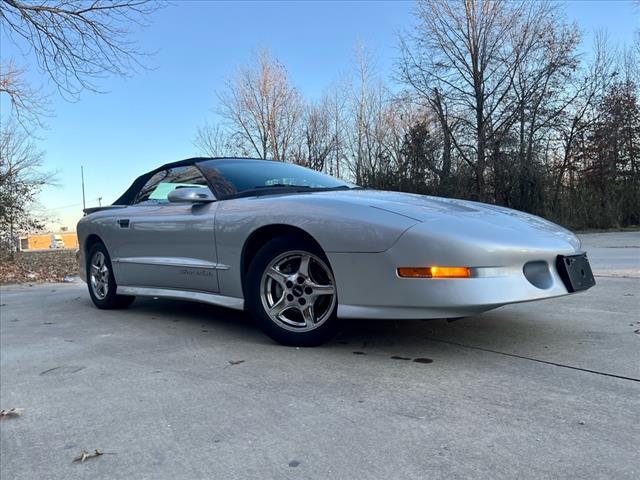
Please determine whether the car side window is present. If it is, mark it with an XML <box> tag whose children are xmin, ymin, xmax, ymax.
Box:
<box><xmin>133</xmin><ymin>166</ymin><xmax>210</xmax><ymax>204</ymax></box>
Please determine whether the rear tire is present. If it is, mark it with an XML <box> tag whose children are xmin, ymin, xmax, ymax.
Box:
<box><xmin>86</xmin><ymin>242</ymin><xmax>135</xmax><ymax>309</ymax></box>
<box><xmin>246</xmin><ymin>237</ymin><xmax>339</xmax><ymax>346</ymax></box>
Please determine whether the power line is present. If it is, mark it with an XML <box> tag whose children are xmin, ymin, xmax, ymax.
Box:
<box><xmin>46</xmin><ymin>198</ymin><xmax>101</xmax><ymax>210</ymax></box>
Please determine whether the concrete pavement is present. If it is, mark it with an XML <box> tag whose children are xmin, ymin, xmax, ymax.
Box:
<box><xmin>1</xmin><ymin>232</ymin><xmax>638</xmax><ymax>479</ymax></box>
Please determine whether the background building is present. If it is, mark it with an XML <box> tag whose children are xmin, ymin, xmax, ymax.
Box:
<box><xmin>19</xmin><ymin>232</ymin><xmax>79</xmax><ymax>251</ymax></box>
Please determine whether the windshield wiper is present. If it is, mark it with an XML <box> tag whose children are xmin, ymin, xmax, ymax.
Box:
<box><xmin>224</xmin><ymin>184</ymin><xmax>360</xmax><ymax>199</ymax></box>
<box><xmin>253</xmin><ymin>184</ymin><xmax>313</xmax><ymax>189</ymax></box>
<box><xmin>252</xmin><ymin>184</ymin><xmax>360</xmax><ymax>192</ymax></box>
<box><xmin>255</xmin><ymin>184</ymin><xmax>363</xmax><ymax>190</ymax></box>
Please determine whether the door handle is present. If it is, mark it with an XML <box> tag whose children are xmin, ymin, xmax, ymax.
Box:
<box><xmin>118</xmin><ymin>219</ymin><xmax>130</xmax><ymax>228</ymax></box>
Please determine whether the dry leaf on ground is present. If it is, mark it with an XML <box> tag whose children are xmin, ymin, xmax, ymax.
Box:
<box><xmin>1</xmin><ymin>250</ymin><xmax>78</xmax><ymax>284</ymax></box>
<box><xmin>0</xmin><ymin>408</ymin><xmax>24</xmax><ymax>419</ymax></box>
<box><xmin>72</xmin><ymin>449</ymin><xmax>104</xmax><ymax>463</ymax></box>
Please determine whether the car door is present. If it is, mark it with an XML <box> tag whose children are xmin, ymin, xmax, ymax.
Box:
<box><xmin>109</xmin><ymin>165</ymin><xmax>221</xmax><ymax>293</ymax></box>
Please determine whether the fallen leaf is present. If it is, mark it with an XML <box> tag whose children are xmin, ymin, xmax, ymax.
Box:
<box><xmin>0</xmin><ymin>407</ymin><xmax>24</xmax><ymax>419</ymax></box>
<box><xmin>72</xmin><ymin>449</ymin><xmax>104</xmax><ymax>463</ymax></box>
<box><xmin>228</xmin><ymin>360</ymin><xmax>245</xmax><ymax>366</ymax></box>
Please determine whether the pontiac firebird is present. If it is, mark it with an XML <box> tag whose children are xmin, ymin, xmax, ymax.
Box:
<box><xmin>77</xmin><ymin>157</ymin><xmax>595</xmax><ymax>346</ymax></box>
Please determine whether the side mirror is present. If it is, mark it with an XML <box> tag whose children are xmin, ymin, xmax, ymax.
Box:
<box><xmin>167</xmin><ymin>187</ymin><xmax>216</xmax><ymax>203</ymax></box>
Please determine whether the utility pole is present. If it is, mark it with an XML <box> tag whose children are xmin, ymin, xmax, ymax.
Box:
<box><xmin>98</xmin><ymin>197</ymin><xmax>102</xmax><ymax>207</ymax></box>
<box><xmin>81</xmin><ymin>166</ymin><xmax>86</xmax><ymax>211</ymax></box>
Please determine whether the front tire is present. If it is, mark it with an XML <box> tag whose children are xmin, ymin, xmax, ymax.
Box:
<box><xmin>86</xmin><ymin>242</ymin><xmax>135</xmax><ymax>309</ymax></box>
<box><xmin>246</xmin><ymin>237</ymin><xmax>339</xmax><ymax>346</ymax></box>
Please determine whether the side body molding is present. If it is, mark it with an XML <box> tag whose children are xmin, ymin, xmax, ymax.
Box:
<box><xmin>112</xmin><ymin>257</ymin><xmax>230</xmax><ymax>270</ymax></box>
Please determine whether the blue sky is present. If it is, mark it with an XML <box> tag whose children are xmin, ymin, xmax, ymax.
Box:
<box><xmin>1</xmin><ymin>0</ymin><xmax>638</xmax><ymax>229</ymax></box>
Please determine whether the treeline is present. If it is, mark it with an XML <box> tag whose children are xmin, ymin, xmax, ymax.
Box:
<box><xmin>195</xmin><ymin>0</ymin><xmax>639</xmax><ymax>229</ymax></box>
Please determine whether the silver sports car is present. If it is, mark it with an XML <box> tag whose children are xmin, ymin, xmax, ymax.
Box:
<box><xmin>77</xmin><ymin>157</ymin><xmax>595</xmax><ymax>346</ymax></box>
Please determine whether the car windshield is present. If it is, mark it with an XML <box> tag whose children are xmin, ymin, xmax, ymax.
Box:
<box><xmin>197</xmin><ymin>159</ymin><xmax>357</xmax><ymax>198</ymax></box>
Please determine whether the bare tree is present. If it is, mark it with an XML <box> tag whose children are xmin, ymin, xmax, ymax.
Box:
<box><xmin>548</xmin><ymin>34</ymin><xmax>615</xmax><ymax>214</ymax></box>
<box><xmin>322</xmin><ymin>82</ymin><xmax>349</xmax><ymax>177</ymax></box>
<box><xmin>0</xmin><ymin>0</ymin><xmax>162</xmax><ymax>97</ymax></box>
<box><xmin>506</xmin><ymin>8</ymin><xmax>581</xmax><ymax>211</ymax></box>
<box><xmin>0</xmin><ymin>121</ymin><xmax>51</xmax><ymax>253</ymax></box>
<box><xmin>218</xmin><ymin>50</ymin><xmax>303</xmax><ymax>160</ymax></box>
<box><xmin>295</xmin><ymin>99</ymin><xmax>335</xmax><ymax>171</ymax></box>
<box><xmin>0</xmin><ymin>0</ymin><xmax>162</xmax><ymax>132</ymax></box>
<box><xmin>193</xmin><ymin>123</ymin><xmax>237</xmax><ymax>158</ymax></box>
<box><xmin>0</xmin><ymin>60</ymin><xmax>50</xmax><ymax>131</ymax></box>
<box><xmin>581</xmin><ymin>80</ymin><xmax>640</xmax><ymax>226</ymax></box>
<box><xmin>342</xmin><ymin>46</ymin><xmax>391</xmax><ymax>184</ymax></box>
<box><xmin>399</xmin><ymin>0</ymin><xmax>547</xmax><ymax>199</ymax></box>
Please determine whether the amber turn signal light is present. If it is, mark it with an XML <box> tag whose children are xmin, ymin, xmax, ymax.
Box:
<box><xmin>397</xmin><ymin>266</ymin><xmax>471</xmax><ymax>278</ymax></box>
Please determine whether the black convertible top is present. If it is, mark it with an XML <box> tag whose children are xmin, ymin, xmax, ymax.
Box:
<box><xmin>111</xmin><ymin>157</ymin><xmax>255</xmax><ymax>205</ymax></box>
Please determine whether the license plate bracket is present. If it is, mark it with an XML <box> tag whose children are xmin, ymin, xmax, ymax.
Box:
<box><xmin>556</xmin><ymin>253</ymin><xmax>596</xmax><ymax>293</ymax></box>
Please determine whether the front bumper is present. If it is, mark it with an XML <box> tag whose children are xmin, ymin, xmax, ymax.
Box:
<box><xmin>328</xmin><ymin>222</ymin><xmax>586</xmax><ymax>320</ymax></box>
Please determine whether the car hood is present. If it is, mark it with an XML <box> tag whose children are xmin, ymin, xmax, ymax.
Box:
<box><xmin>312</xmin><ymin>189</ymin><xmax>581</xmax><ymax>250</ymax></box>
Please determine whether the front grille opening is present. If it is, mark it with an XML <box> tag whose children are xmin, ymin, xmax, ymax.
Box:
<box><xmin>523</xmin><ymin>261</ymin><xmax>553</xmax><ymax>289</ymax></box>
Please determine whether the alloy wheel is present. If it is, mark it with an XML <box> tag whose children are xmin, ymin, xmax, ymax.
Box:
<box><xmin>260</xmin><ymin>251</ymin><xmax>336</xmax><ymax>332</ymax></box>
<box><xmin>89</xmin><ymin>251</ymin><xmax>110</xmax><ymax>300</ymax></box>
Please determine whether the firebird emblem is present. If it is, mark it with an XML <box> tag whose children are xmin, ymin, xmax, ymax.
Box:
<box><xmin>179</xmin><ymin>268</ymin><xmax>215</xmax><ymax>277</ymax></box>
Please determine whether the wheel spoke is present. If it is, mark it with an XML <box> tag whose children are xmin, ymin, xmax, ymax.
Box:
<box><xmin>91</xmin><ymin>264</ymin><xmax>100</xmax><ymax>274</ymax></box>
<box><xmin>268</xmin><ymin>295</ymin><xmax>288</xmax><ymax>317</ymax></box>
<box><xmin>301</xmin><ymin>304</ymin><xmax>315</xmax><ymax>326</ymax></box>
<box><xmin>309</xmin><ymin>283</ymin><xmax>335</xmax><ymax>297</ymax></box>
<box><xmin>267</xmin><ymin>267</ymin><xmax>288</xmax><ymax>287</ymax></box>
<box><xmin>298</xmin><ymin>255</ymin><xmax>311</xmax><ymax>277</ymax></box>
